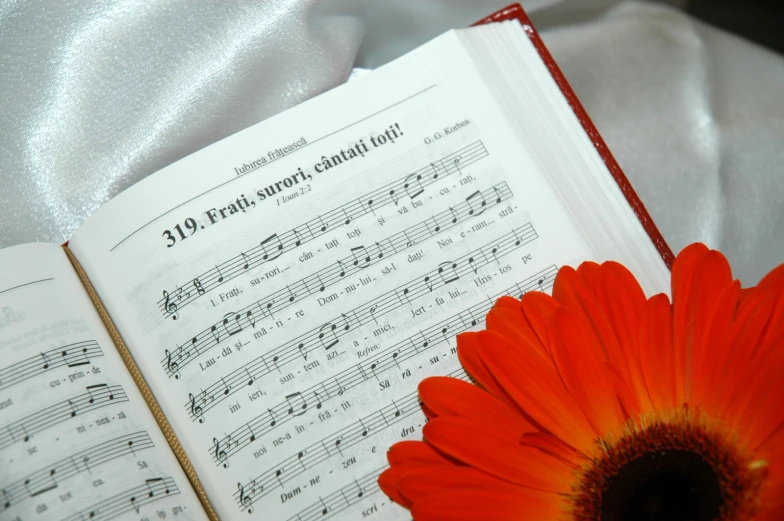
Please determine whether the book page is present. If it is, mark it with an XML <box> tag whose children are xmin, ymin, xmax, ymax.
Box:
<box><xmin>0</xmin><ymin>243</ymin><xmax>208</xmax><ymax>521</ymax></box>
<box><xmin>68</xmin><ymin>30</ymin><xmax>648</xmax><ymax>520</ymax></box>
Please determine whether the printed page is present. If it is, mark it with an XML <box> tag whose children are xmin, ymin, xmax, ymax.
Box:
<box><xmin>0</xmin><ymin>243</ymin><xmax>208</xmax><ymax>521</ymax></box>
<box><xmin>69</xmin><ymin>31</ymin><xmax>605</xmax><ymax>520</ymax></box>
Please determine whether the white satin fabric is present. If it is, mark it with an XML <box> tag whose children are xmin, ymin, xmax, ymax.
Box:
<box><xmin>1</xmin><ymin>0</ymin><xmax>782</xmax><ymax>284</ymax></box>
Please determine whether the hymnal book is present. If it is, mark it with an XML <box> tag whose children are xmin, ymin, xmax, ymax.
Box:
<box><xmin>0</xmin><ymin>4</ymin><xmax>672</xmax><ymax>521</ymax></box>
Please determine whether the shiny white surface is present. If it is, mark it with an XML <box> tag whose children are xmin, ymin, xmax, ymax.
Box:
<box><xmin>1</xmin><ymin>0</ymin><xmax>782</xmax><ymax>284</ymax></box>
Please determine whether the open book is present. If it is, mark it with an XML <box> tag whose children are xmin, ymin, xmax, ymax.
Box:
<box><xmin>0</xmin><ymin>4</ymin><xmax>673</xmax><ymax>521</ymax></box>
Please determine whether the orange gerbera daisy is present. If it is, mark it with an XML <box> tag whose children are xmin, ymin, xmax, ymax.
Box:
<box><xmin>379</xmin><ymin>243</ymin><xmax>784</xmax><ymax>521</ymax></box>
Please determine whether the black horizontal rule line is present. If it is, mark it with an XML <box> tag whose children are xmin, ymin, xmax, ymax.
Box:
<box><xmin>187</xmin><ymin>224</ymin><xmax>536</xmax><ymax>421</ymax></box>
<box><xmin>167</xmin><ymin>180</ymin><xmax>511</xmax><ymax>377</ymax></box>
<box><xmin>0</xmin><ymin>340</ymin><xmax>103</xmax><ymax>392</ymax></box>
<box><xmin>234</xmin><ymin>377</ymin><xmax>458</xmax><ymax>508</ymax></box>
<box><xmin>207</xmin><ymin>267</ymin><xmax>557</xmax><ymax>465</ymax></box>
<box><xmin>158</xmin><ymin>140</ymin><xmax>489</xmax><ymax>317</ymax></box>
<box><xmin>0</xmin><ymin>278</ymin><xmax>54</xmax><ymax>297</ymax></box>
<box><xmin>112</xmin><ymin>84</ymin><xmax>439</xmax><ymax>253</ymax></box>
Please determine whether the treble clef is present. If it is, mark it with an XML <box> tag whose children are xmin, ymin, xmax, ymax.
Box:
<box><xmin>237</xmin><ymin>483</ymin><xmax>254</xmax><ymax>514</ymax></box>
<box><xmin>213</xmin><ymin>437</ymin><xmax>229</xmax><ymax>468</ymax></box>
<box><xmin>189</xmin><ymin>392</ymin><xmax>205</xmax><ymax>423</ymax></box>
<box><xmin>162</xmin><ymin>290</ymin><xmax>179</xmax><ymax>320</ymax></box>
<box><xmin>164</xmin><ymin>349</ymin><xmax>181</xmax><ymax>379</ymax></box>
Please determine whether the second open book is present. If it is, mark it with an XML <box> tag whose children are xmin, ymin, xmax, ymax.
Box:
<box><xmin>0</xmin><ymin>9</ymin><xmax>671</xmax><ymax>521</ymax></box>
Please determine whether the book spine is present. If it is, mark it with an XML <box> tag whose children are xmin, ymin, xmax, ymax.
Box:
<box><xmin>63</xmin><ymin>246</ymin><xmax>221</xmax><ymax>521</ymax></box>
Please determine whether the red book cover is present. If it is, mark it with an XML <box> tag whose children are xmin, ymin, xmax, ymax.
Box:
<box><xmin>473</xmin><ymin>4</ymin><xmax>675</xmax><ymax>269</ymax></box>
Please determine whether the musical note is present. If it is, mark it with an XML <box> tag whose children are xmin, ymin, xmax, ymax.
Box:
<box><xmin>246</xmin><ymin>309</ymin><xmax>257</xmax><ymax>329</ymax></box>
<box><xmin>438</xmin><ymin>261</ymin><xmax>460</xmax><ymax>284</ymax></box>
<box><xmin>221</xmin><ymin>313</ymin><xmax>243</xmax><ymax>337</ymax></box>
<box><xmin>297</xmin><ymin>342</ymin><xmax>307</xmax><ymax>361</ymax></box>
<box><xmin>67</xmin><ymin>400</ymin><xmax>77</xmax><ymax>418</ymax></box>
<box><xmin>342</xmin><ymin>209</ymin><xmax>351</xmax><ymax>225</ymax></box>
<box><xmin>285</xmin><ymin>393</ymin><xmax>307</xmax><ymax>417</ymax></box>
<box><xmin>213</xmin><ymin>437</ymin><xmax>229</xmax><ymax>468</ymax></box>
<box><xmin>268</xmin><ymin>409</ymin><xmax>278</xmax><ymax>427</ymax></box>
<box><xmin>62</xmin><ymin>346</ymin><xmax>90</xmax><ymax>368</ymax></box>
<box><xmin>319</xmin><ymin>496</ymin><xmax>329</xmax><ymax>516</ymax></box>
<box><xmin>241</xmin><ymin>252</ymin><xmax>251</xmax><ymax>270</ymax></box>
<box><xmin>216</xmin><ymin>265</ymin><xmax>224</xmax><ymax>283</ymax></box>
<box><xmin>368</xmin><ymin>304</ymin><xmax>379</xmax><ymax>324</ymax></box>
<box><xmin>260</xmin><ymin>233</ymin><xmax>284</xmax><ymax>261</ymax></box>
<box><xmin>468</xmin><ymin>256</ymin><xmax>479</xmax><ymax>274</ymax></box>
<box><xmin>238</xmin><ymin>483</ymin><xmax>254</xmax><ymax>513</ymax></box>
<box><xmin>293</xmin><ymin>228</ymin><xmax>304</xmax><ymax>247</ymax></box>
<box><xmin>313</xmin><ymin>390</ymin><xmax>323</xmax><ymax>410</ymax></box>
<box><xmin>40</xmin><ymin>352</ymin><xmax>50</xmax><ymax>370</ymax></box>
<box><xmin>336</xmin><ymin>260</ymin><xmax>346</xmax><ymax>278</ymax></box>
<box><xmin>244</xmin><ymin>369</ymin><xmax>254</xmax><ymax>386</ymax></box>
<box><xmin>162</xmin><ymin>290</ymin><xmax>179</xmax><ymax>320</ymax></box>
<box><xmin>448</xmin><ymin>207</ymin><xmax>459</xmax><ymax>223</ymax></box>
<box><xmin>424</xmin><ymin>275</ymin><xmax>434</xmax><ymax>292</ymax></box>
<box><xmin>388</xmin><ymin>187</ymin><xmax>399</xmax><ymax>206</ymax></box>
<box><xmin>453</xmin><ymin>156</ymin><xmax>463</xmax><ymax>175</ymax></box>
<box><xmin>354</xmin><ymin>479</ymin><xmax>365</xmax><ymax>499</ymax></box>
<box><xmin>494</xmin><ymin>185</ymin><xmax>504</xmax><ymax>204</ymax></box>
<box><xmin>86</xmin><ymin>383</ymin><xmax>113</xmax><ymax>403</ymax></box>
<box><xmin>2</xmin><ymin>489</ymin><xmax>9</xmax><ymax>509</ymax></box>
<box><xmin>318</xmin><ymin>323</ymin><xmax>340</xmax><ymax>351</ymax></box>
<box><xmin>317</xmin><ymin>215</ymin><xmax>328</xmax><ymax>233</ymax></box>
<box><xmin>350</xmin><ymin>246</ymin><xmax>371</xmax><ymax>268</ymax></box>
<box><xmin>465</xmin><ymin>190</ymin><xmax>487</xmax><ymax>216</ymax></box>
<box><xmin>403</xmin><ymin>172</ymin><xmax>424</xmax><ymax>199</ymax></box>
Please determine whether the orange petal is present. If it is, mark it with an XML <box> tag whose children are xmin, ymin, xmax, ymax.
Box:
<box><xmin>520</xmin><ymin>292</ymin><xmax>559</xmax><ymax>352</ymax></box>
<box><xmin>423</xmin><ymin>416</ymin><xmax>573</xmax><ymax>492</ymax></box>
<box><xmin>759</xmin><ymin>263</ymin><xmax>784</xmax><ymax>293</ymax></box>
<box><xmin>725</xmin><ymin>334</ymin><xmax>784</xmax><ymax>448</ymax></box>
<box><xmin>456</xmin><ymin>332</ymin><xmax>510</xmax><ymax>405</ymax></box>
<box><xmin>397</xmin><ymin>465</ymin><xmax>525</xmax><ymax>505</ymax></box>
<box><xmin>690</xmin><ymin>280</ymin><xmax>740</xmax><ymax>412</ymax></box>
<box><xmin>549</xmin><ymin>308</ymin><xmax>626</xmax><ymax>436</ymax></box>
<box><xmin>487</xmin><ymin>306</ymin><xmax>549</xmax><ymax>361</ymax></box>
<box><xmin>378</xmin><ymin>466</ymin><xmax>413</xmax><ymax>508</ymax></box>
<box><xmin>553</xmin><ymin>266</ymin><xmax>623</xmax><ymax>367</ymax></box>
<box><xmin>594</xmin><ymin>261</ymin><xmax>652</xmax><ymax>413</ymax></box>
<box><xmin>493</xmin><ymin>295</ymin><xmax>523</xmax><ymax>311</ymax></box>
<box><xmin>419</xmin><ymin>377</ymin><xmax>534</xmax><ymax>439</ymax></box>
<box><xmin>387</xmin><ymin>440</ymin><xmax>450</xmax><ymax>467</ymax></box>
<box><xmin>576</xmin><ymin>260</ymin><xmax>603</xmax><ymax>296</ymax></box>
<box><xmin>520</xmin><ymin>432</ymin><xmax>583</xmax><ymax>468</ymax></box>
<box><xmin>675</xmin><ymin>250</ymin><xmax>733</xmax><ymax>402</ymax></box>
<box><xmin>712</xmin><ymin>290</ymin><xmax>778</xmax><ymax>419</ymax></box>
<box><xmin>412</xmin><ymin>490</ymin><xmax>561</xmax><ymax>521</ymax></box>
<box><xmin>637</xmin><ymin>293</ymin><xmax>676</xmax><ymax>411</ymax></box>
<box><xmin>476</xmin><ymin>330</ymin><xmax>596</xmax><ymax>452</ymax></box>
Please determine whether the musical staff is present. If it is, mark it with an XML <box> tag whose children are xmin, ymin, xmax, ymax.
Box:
<box><xmin>0</xmin><ymin>384</ymin><xmax>127</xmax><ymax>451</ymax></box>
<box><xmin>186</xmin><ymin>227</ymin><xmax>540</xmax><ymax>426</ymax></box>
<box><xmin>162</xmin><ymin>181</ymin><xmax>513</xmax><ymax>377</ymax></box>
<box><xmin>206</xmin><ymin>267</ymin><xmax>556</xmax><ymax>464</ymax></box>
<box><xmin>0</xmin><ymin>340</ymin><xmax>102</xmax><ymax>392</ymax></box>
<box><xmin>1</xmin><ymin>432</ymin><xmax>153</xmax><ymax>511</ymax></box>
<box><xmin>158</xmin><ymin>141</ymin><xmax>489</xmax><ymax>319</ymax></box>
<box><xmin>286</xmin><ymin>467</ymin><xmax>384</xmax><ymax>521</ymax></box>
<box><xmin>60</xmin><ymin>477</ymin><xmax>179</xmax><ymax>521</ymax></box>
<box><xmin>233</xmin><ymin>369</ymin><xmax>467</xmax><ymax>511</ymax></box>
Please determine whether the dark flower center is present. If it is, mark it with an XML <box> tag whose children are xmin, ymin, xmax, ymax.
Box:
<box><xmin>600</xmin><ymin>449</ymin><xmax>720</xmax><ymax>521</ymax></box>
<box><xmin>570</xmin><ymin>413</ymin><xmax>766</xmax><ymax>521</ymax></box>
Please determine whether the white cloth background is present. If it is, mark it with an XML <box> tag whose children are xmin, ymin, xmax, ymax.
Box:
<box><xmin>1</xmin><ymin>0</ymin><xmax>782</xmax><ymax>285</ymax></box>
